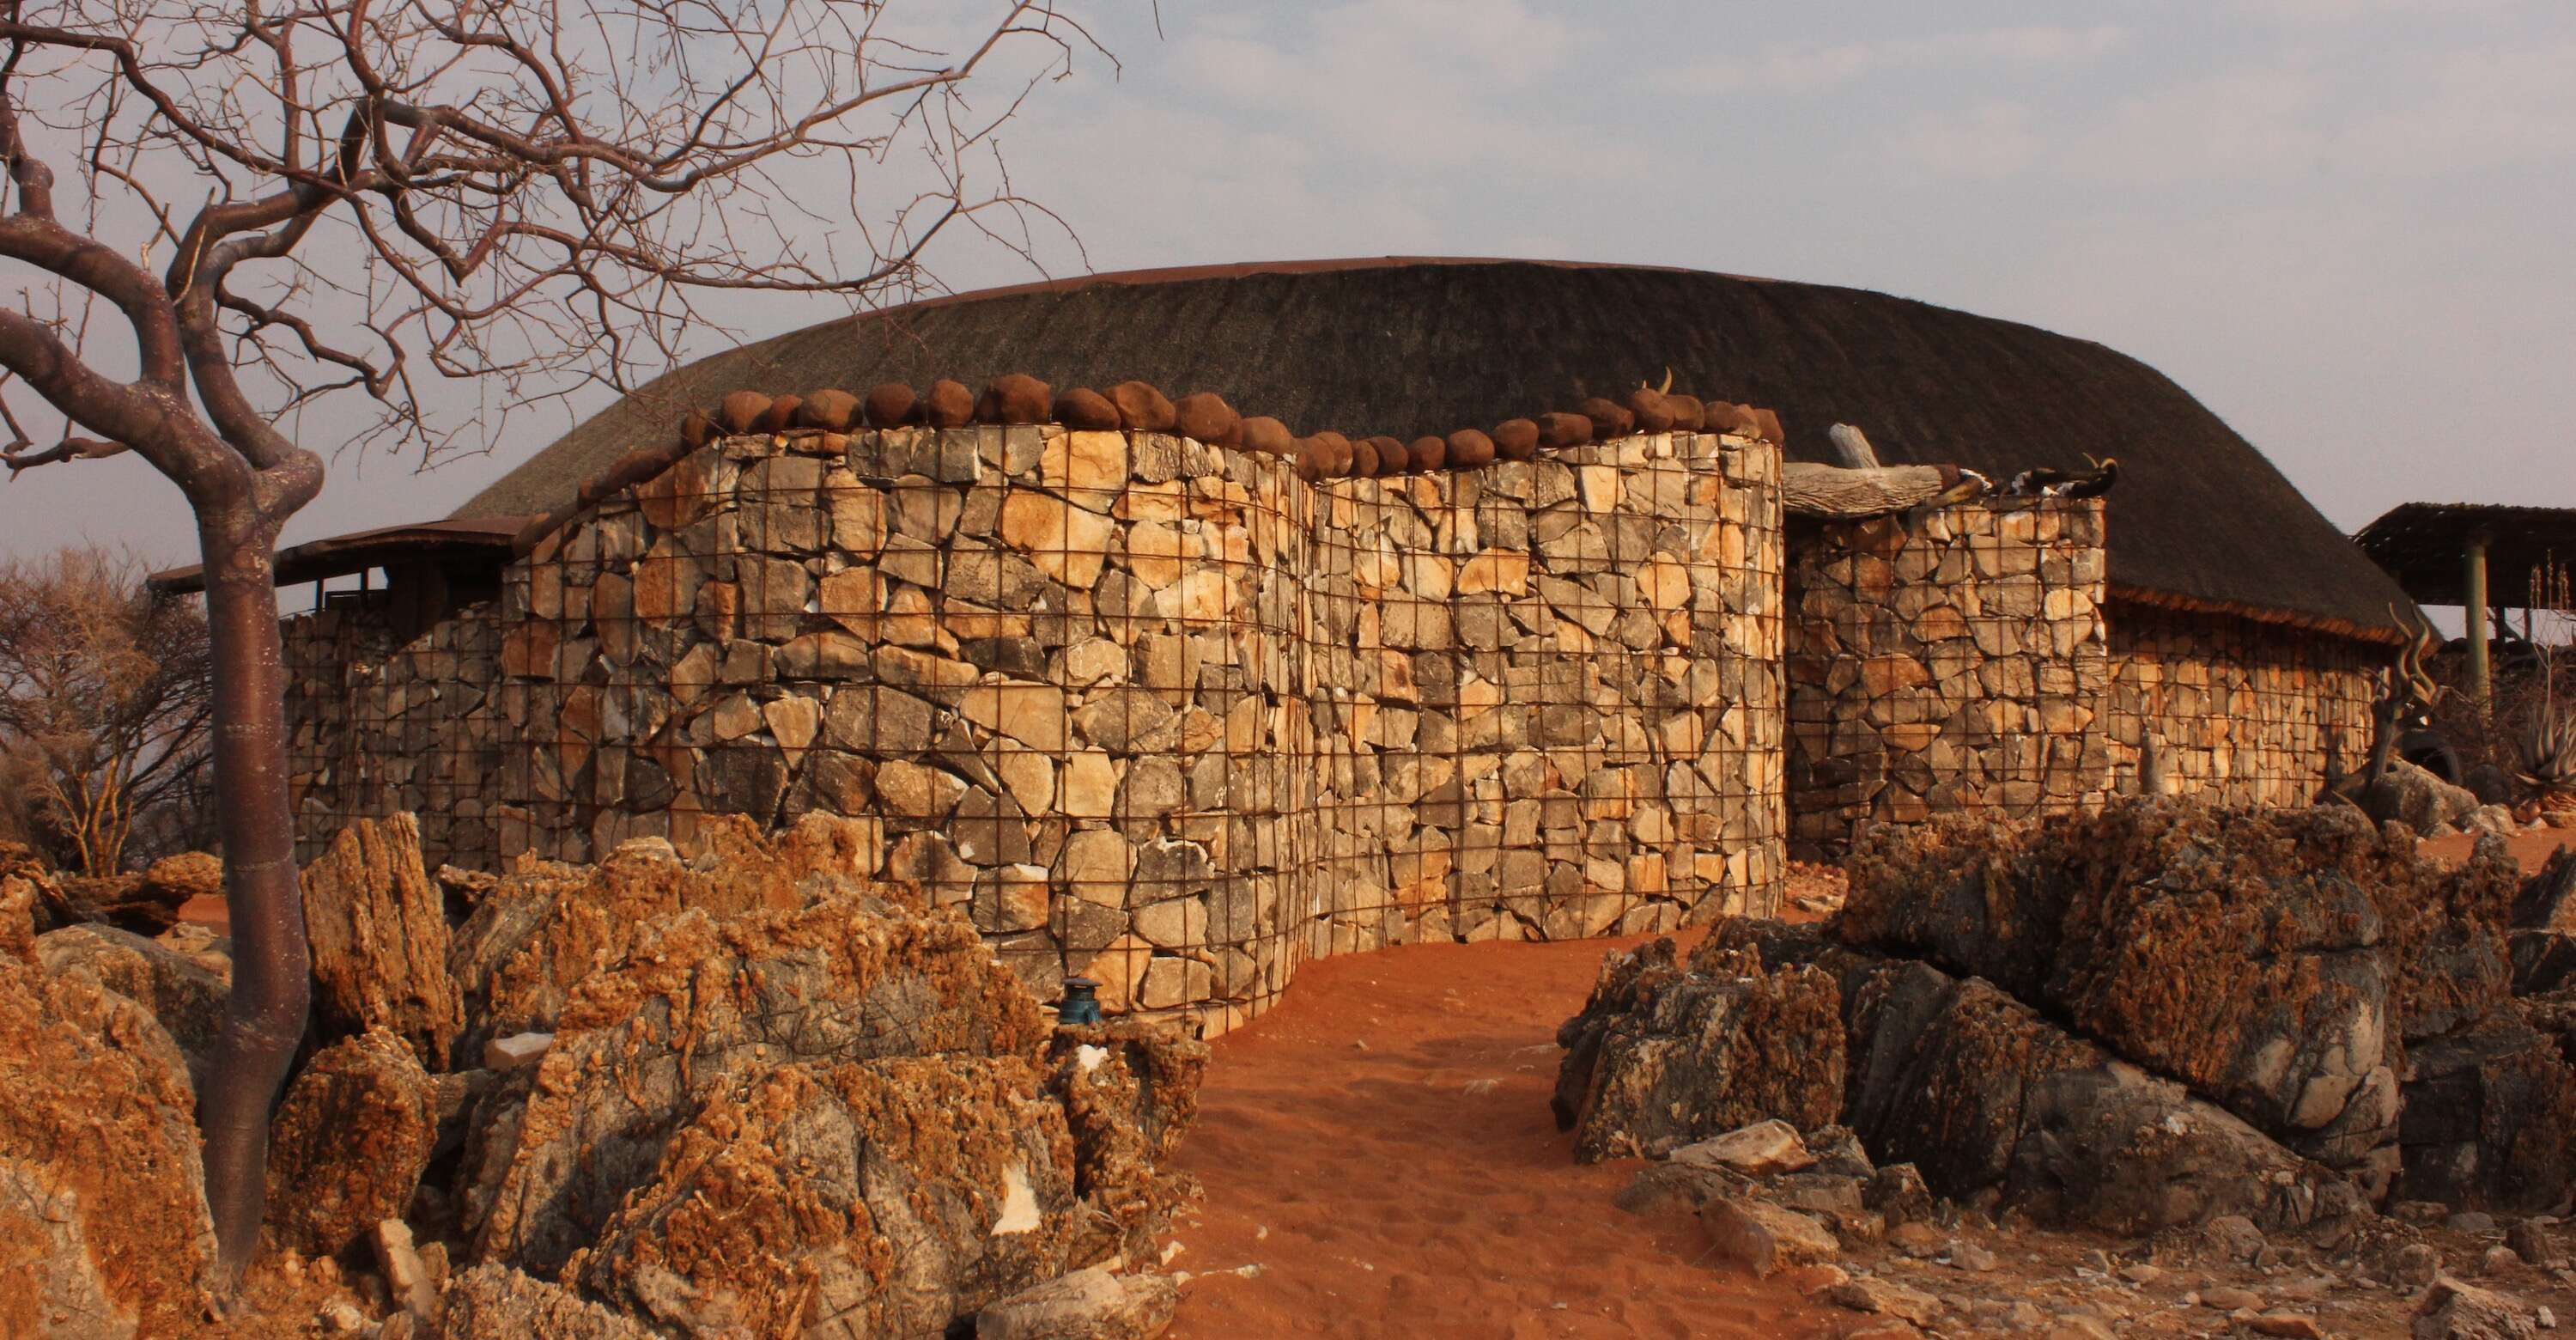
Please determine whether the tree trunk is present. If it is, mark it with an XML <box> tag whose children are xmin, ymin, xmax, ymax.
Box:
<box><xmin>1781</xmin><ymin>462</ymin><xmax>1952</xmax><ymax>518</ymax></box>
<box><xmin>192</xmin><ymin>521</ymin><xmax>310</xmax><ymax>1287</ymax></box>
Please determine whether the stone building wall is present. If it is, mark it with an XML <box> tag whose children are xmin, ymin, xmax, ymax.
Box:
<box><xmin>1303</xmin><ymin>435</ymin><xmax>1783</xmax><ymax>959</ymax></box>
<box><xmin>1784</xmin><ymin>500</ymin><xmax>2113</xmax><ymax>861</ymax></box>
<box><xmin>287</xmin><ymin>423</ymin><xmax>1784</xmax><ymax>1036</ymax></box>
<box><xmin>2103</xmin><ymin>601</ymin><xmax>2379</xmax><ymax>807</ymax></box>
<box><xmin>284</xmin><ymin>603</ymin><xmax>506</xmax><ymax>868</ymax></box>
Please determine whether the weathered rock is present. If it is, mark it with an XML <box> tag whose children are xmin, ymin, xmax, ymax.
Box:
<box><xmin>569</xmin><ymin>1057</ymin><xmax>1077</xmax><ymax>1338</ymax></box>
<box><xmin>1107</xmin><ymin>381</ymin><xmax>1176</xmax><ymax>433</ymax></box>
<box><xmin>795</xmin><ymin>387</ymin><xmax>861</xmax><ymax>431</ymax></box>
<box><xmin>862</xmin><ymin>381</ymin><xmax>917</xmax><ymax>427</ymax></box>
<box><xmin>2512</xmin><ymin>846</ymin><xmax>2576</xmax><ymax>933</ymax></box>
<box><xmin>1552</xmin><ymin>938</ymin><xmax>1845</xmax><ymax>1162</ymax></box>
<box><xmin>0</xmin><ymin>956</ymin><xmax>213</xmax><ymax>1338</ymax></box>
<box><xmin>1700</xmin><ymin>1196</ymin><xmax>1838</xmax><ymax>1277</ymax></box>
<box><xmin>2398</xmin><ymin>1014</ymin><xmax>2576</xmax><ymax>1212</ymax></box>
<box><xmin>0</xmin><ymin>865</ymin><xmax>34</xmax><ymax>964</ymax></box>
<box><xmin>474</xmin><ymin>893</ymin><xmax>1046</xmax><ymax>1275</ymax></box>
<box><xmin>921</xmin><ymin>378</ymin><xmax>975</xmax><ymax>428</ymax></box>
<box><xmin>35</xmin><ymin>923</ymin><xmax>227</xmax><ymax>1086</ymax></box>
<box><xmin>716</xmin><ymin>390</ymin><xmax>772</xmax><ymax>434</ymax></box>
<box><xmin>1669</xmin><ymin>1119</ymin><xmax>1814</xmax><ymax>1177</ymax></box>
<box><xmin>1713</xmin><ymin>918</ymin><xmax>2348</xmax><ymax>1233</ymax></box>
<box><xmin>301</xmin><ymin>813</ymin><xmax>463</xmax><ymax>1068</ymax></box>
<box><xmin>432</xmin><ymin>1264</ymin><xmax>652</xmax><ymax>1339</ymax></box>
<box><xmin>1577</xmin><ymin>396</ymin><xmax>1634</xmax><ymax>440</ymax></box>
<box><xmin>1840</xmin><ymin>801</ymin><xmax>2528</xmax><ymax>1177</ymax></box>
<box><xmin>975</xmin><ymin>1267</ymin><xmax>1180</xmax><ymax>1340</ymax></box>
<box><xmin>1239</xmin><ymin>415</ymin><xmax>1293</xmax><ymax>455</ymax></box>
<box><xmin>980</xmin><ymin>373</ymin><xmax>1054</xmax><ymax>423</ymax></box>
<box><xmin>1054</xmin><ymin>387</ymin><xmax>1121</xmax><ymax>431</ymax></box>
<box><xmin>2413</xmin><ymin>1275</ymin><xmax>2539</xmax><ymax>1339</ymax></box>
<box><xmin>267</xmin><ymin>1027</ymin><xmax>440</xmax><ymax>1258</ymax></box>
<box><xmin>2372</xmin><ymin>758</ymin><xmax>2484</xmax><ymax>837</ymax></box>
<box><xmin>1821</xmin><ymin>1276</ymin><xmax>1942</xmax><ymax>1325</ymax></box>
<box><xmin>1171</xmin><ymin>392</ymin><xmax>1239</xmax><ymax>445</ymax></box>
<box><xmin>1533</xmin><ymin>411</ymin><xmax>1590</xmax><ymax>450</ymax></box>
<box><xmin>1045</xmin><ymin>1022</ymin><xmax>1209</xmax><ymax>1266</ymax></box>
<box><xmin>448</xmin><ymin>813</ymin><xmax>906</xmax><ymax>1057</ymax></box>
<box><xmin>51</xmin><ymin>869</ymin><xmax>191</xmax><ymax>936</ymax></box>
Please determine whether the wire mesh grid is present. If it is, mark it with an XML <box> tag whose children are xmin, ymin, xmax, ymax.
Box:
<box><xmin>285</xmin><ymin>425</ymin><xmax>1789</xmax><ymax>1029</ymax></box>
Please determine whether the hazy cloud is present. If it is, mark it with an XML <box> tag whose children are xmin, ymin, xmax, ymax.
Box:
<box><xmin>1670</xmin><ymin>25</ymin><xmax>2127</xmax><ymax>94</ymax></box>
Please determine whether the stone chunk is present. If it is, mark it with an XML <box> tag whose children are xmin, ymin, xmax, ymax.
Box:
<box><xmin>0</xmin><ymin>956</ymin><xmax>213</xmax><ymax>1338</ymax></box>
<box><xmin>35</xmin><ymin>922</ymin><xmax>227</xmax><ymax>1087</ymax></box>
<box><xmin>266</xmin><ymin>1027</ymin><xmax>439</xmax><ymax>1258</ymax></box>
<box><xmin>568</xmin><ymin>1057</ymin><xmax>1078</xmax><ymax>1339</ymax></box>
<box><xmin>975</xmin><ymin>1267</ymin><xmax>1180</xmax><ymax>1340</ymax></box>
<box><xmin>2413</xmin><ymin>1275</ymin><xmax>2539</xmax><ymax>1339</ymax></box>
<box><xmin>301</xmin><ymin>813</ymin><xmax>463</xmax><ymax>1069</ymax></box>
<box><xmin>1669</xmin><ymin>1119</ymin><xmax>1815</xmax><ymax>1177</ymax></box>
<box><xmin>1552</xmin><ymin>939</ymin><xmax>1845</xmax><ymax>1162</ymax></box>
<box><xmin>482</xmin><ymin>1031</ymin><xmax>553</xmax><ymax>1072</ymax></box>
<box><xmin>433</xmin><ymin>1264</ymin><xmax>652</xmax><ymax>1339</ymax></box>
<box><xmin>1700</xmin><ymin>1197</ymin><xmax>1839</xmax><ymax>1277</ymax></box>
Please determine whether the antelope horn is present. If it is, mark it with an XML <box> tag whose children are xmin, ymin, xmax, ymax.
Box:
<box><xmin>1656</xmin><ymin>367</ymin><xmax>1673</xmax><ymax>395</ymax></box>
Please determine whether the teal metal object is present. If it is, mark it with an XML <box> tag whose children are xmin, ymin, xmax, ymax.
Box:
<box><xmin>1058</xmin><ymin>977</ymin><xmax>1103</xmax><ymax>1026</ymax></box>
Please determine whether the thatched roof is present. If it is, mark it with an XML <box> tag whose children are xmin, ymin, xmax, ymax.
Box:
<box><xmin>2354</xmin><ymin>502</ymin><xmax>2576</xmax><ymax>608</ymax></box>
<box><xmin>453</xmin><ymin>257</ymin><xmax>2411</xmax><ymax>643</ymax></box>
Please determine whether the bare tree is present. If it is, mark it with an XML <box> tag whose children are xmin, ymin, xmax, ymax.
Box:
<box><xmin>0</xmin><ymin>545</ymin><xmax>213</xmax><ymax>874</ymax></box>
<box><xmin>0</xmin><ymin>0</ymin><xmax>1099</xmax><ymax>1287</ymax></box>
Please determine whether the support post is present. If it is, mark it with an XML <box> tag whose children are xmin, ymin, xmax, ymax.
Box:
<box><xmin>2465</xmin><ymin>534</ymin><xmax>2491</xmax><ymax>715</ymax></box>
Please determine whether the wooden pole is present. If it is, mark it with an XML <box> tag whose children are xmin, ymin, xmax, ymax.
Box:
<box><xmin>2465</xmin><ymin>534</ymin><xmax>2491</xmax><ymax>715</ymax></box>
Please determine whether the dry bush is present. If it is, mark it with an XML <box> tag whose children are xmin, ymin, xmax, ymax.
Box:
<box><xmin>0</xmin><ymin>546</ymin><xmax>212</xmax><ymax>874</ymax></box>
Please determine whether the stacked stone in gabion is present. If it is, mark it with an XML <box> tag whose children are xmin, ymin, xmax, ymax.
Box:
<box><xmin>283</xmin><ymin>418</ymin><xmax>1785</xmax><ymax>1036</ymax></box>
<box><xmin>286</xmin><ymin>606</ymin><xmax>506</xmax><ymax>868</ymax></box>
<box><xmin>2105</xmin><ymin>604</ymin><xmax>2379</xmax><ymax>807</ymax></box>
<box><xmin>1784</xmin><ymin>499</ymin><xmax>2113</xmax><ymax>862</ymax></box>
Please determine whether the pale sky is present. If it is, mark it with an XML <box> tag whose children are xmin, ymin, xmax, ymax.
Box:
<box><xmin>3</xmin><ymin>0</ymin><xmax>2571</xmax><ymax>596</ymax></box>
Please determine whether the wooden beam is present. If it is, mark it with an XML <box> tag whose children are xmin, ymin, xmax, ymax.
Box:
<box><xmin>1823</xmin><ymin>423</ymin><xmax>1882</xmax><ymax>470</ymax></box>
<box><xmin>2465</xmin><ymin>534</ymin><xmax>2491</xmax><ymax>714</ymax></box>
<box><xmin>1783</xmin><ymin>462</ymin><xmax>1951</xmax><ymax>518</ymax></box>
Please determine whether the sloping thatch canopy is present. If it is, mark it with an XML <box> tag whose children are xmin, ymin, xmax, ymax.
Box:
<box><xmin>2354</xmin><ymin>502</ymin><xmax>2576</xmax><ymax>609</ymax></box>
<box><xmin>455</xmin><ymin>257</ymin><xmax>2411</xmax><ymax>643</ymax></box>
<box><xmin>148</xmin><ymin>517</ymin><xmax>526</xmax><ymax>594</ymax></box>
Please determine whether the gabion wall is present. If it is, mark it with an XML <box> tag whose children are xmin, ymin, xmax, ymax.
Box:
<box><xmin>288</xmin><ymin>424</ymin><xmax>1783</xmax><ymax>1036</ymax></box>
<box><xmin>1784</xmin><ymin>500</ymin><xmax>2115</xmax><ymax>861</ymax></box>
<box><xmin>2103</xmin><ymin>602</ymin><xmax>2379</xmax><ymax>807</ymax></box>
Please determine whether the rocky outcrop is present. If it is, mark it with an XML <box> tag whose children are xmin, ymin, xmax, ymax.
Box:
<box><xmin>2397</xmin><ymin>1015</ymin><xmax>2576</xmax><ymax>1213</ymax></box>
<box><xmin>301</xmin><ymin>813</ymin><xmax>465</xmax><ymax>1068</ymax></box>
<box><xmin>0</xmin><ymin>956</ymin><xmax>214</xmax><ymax>1337</ymax></box>
<box><xmin>1552</xmin><ymin>937</ymin><xmax>1844</xmax><ymax>1162</ymax></box>
<box><xmin>471</xmin><ymin>891</ymin><xmax>1046</xmax><ymax>1275</ymax></box>
<box><xmin>1045</xmin><ymin>1022</ymin><xmax>1210</xmax><ymax>1266</ymax></box>
<box><xmin>567</xmin><ymin>1057</ymin><xmax>1079</xmax><ymax>1337</ymax></box>
<box><xmin>975</xmin><ymin>1267</ymin><xmax>1180</xmax><ymax>1340</ymax></box>
<box><xmin>432</xmin><ymin>1264</ymin><xmax>652</xmax><ymax>1339</ymax></box>
<box><xmin>266</xmin><ymin>1027</ymin><xmax>440</xmax><ymax>1258</ymax></box>
<box><xmin>447</xmin><ymin>813</ymin><xmax>905</xmax><ymax>1058</ymax></box>
<box><xmin>34</xmin><ymin>923</ymin><xmax>227</xmax><ymax>1087</ymax></box>
<box><xmin>1840</xmin><ymin>801</ymin><xmax>2539</xmax><ymax>1194</ymax></box>
<box><xmin>1692</xmin><ymin>918</ymin><xmax>2349</xmax><ymax>1233</ymax></box>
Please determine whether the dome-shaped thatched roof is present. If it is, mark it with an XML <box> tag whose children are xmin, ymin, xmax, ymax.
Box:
<box><xmin>454</xmin><ymin>257</ymin><xmax>2409</xmax><ymax>642</ymax></box>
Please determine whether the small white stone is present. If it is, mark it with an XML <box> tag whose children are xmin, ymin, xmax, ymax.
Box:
<box><xmin>483</xmin><ymin>1031</ymin><xmax>555</xmax><ymax>1072</ymax></box>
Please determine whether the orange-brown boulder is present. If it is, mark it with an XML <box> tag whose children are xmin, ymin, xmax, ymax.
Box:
<box><xmin>0</xmin><ymin>956</ymin><xmax>214</xmax><ymax>1336</ymax></box>
<box><xmin>1172</xmin><ymin>392</ymin><xmax>1240</xmax><ymax>445</ymax></box>
<box><xmin>979</xmin><ymin>373</ymin><xmax>1054</xmax><ymax>424</ymax></box>
<box><xmin>300</xmin><ymin>813</ymin><xmax>461</xmax><ymax>1069</ymax></box>
<box><xmin>1292</xmin><ymin>440</ymin><xmax>1326</xmax><ymax>482</ymax></box>
<box><xmin>1626</xmin><ymin>388</ymin><xmax>1676</xmax><ymax>434</ymax></box>
<box><xmin>796</xmin><ymin>387</ymin><xmax>861</xmax><ymax>431</ymax></box>
<box><xmin>1490</xmin><ymin>418</ymin><xmax>1539</xmax><ymax>459</ymax></box>
<box><xmin>678</xmin><ymin>410</ymin><xmax>715</xmax><ymax>448</ymax></box>
<box><xmin>1750</xmin><ymin>406</ymin><xmax>1784</xmax><ymax>442</ymax></box>
<box><xmin>265</xmin><ymin>1027</ymin><xmax>439</xmax><ymax>1258</ymax></box>
<box><xmin>1534</xmin><ymin>411</ymin><xmax>1590</xmax><ymax>451</ymax></box>
<box><xmin>1054</xmin><ymin>387</ymin><xmax>1121</xmax><ymax>430</ymax></box>
<box><xmin>921</xmin><ymin>378</ymin><xmax>975</xmax><ymax>428</ymax></box>
<box><xmin>1577</xmin><ymin>397</ymin><xmax>1634</xmax><ymax>440</ymax></box>
<box><xmin>1665</xmin><ymin>393</ymin><xmax>1706</xmax><ymax>432</ymax></box>
<box><xmin>863</xmin><ymin>381</ymin><xmax>918</xmax><ymax>427</ymax></box>
<box><xmin>1239</xmin><ymin>415</ymin><xmax>1294</xmax><ymax>456</ymax></box>
<box><xmin>1108</xmin><ymin>381</ymin><xmax>1177</xmax><ymax>433</ymax></box>
<box><xmin>1366</xmin><ymin>436</ymin><xmax>1407</xmax><ymax>477</ymax></box>
<box><xmin>1406</xmin><ymin>436</ymin><xmax>1447</xmax><ymax>472</ymax></box>
<box><xmin>1310</xmin><ymin>430</ymin><xmax>1354</xmax><ymax>477</ymax></box>
<box><xmin>1349</xmin><ymin>438</ymin><xmax>1381</xmax><ymax>477</ymax></box>
<box><xmin>752</xmin><ymin>393</ymin><xmax>802</xmax><ymax>432</ymax></box>
<box><xmin>717</xmin><ymin>390</ymin><xmax>773</xmax><ymax>435</ymax></box>
<box><xmin>1705</xmin><ymin>401</ymin><xmax>1757</xmax><ymax>436</ymax></box>
<box><xmin>1446</xmin><ymin>428</ymin><xmax>1497</xmax><ymax>469</ymax></box>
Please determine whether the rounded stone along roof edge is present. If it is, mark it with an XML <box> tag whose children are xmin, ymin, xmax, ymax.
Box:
<box><xmin>453</xmin><ymin>257</ymin><xmax>2415</xmax><ymax>644</ymax></box>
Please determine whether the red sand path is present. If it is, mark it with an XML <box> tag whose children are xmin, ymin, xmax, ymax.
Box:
<box><xmin>1158</xmin><ymin>931</ymin><xmax>1838</xmax><ymax>1339</ymax></box>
